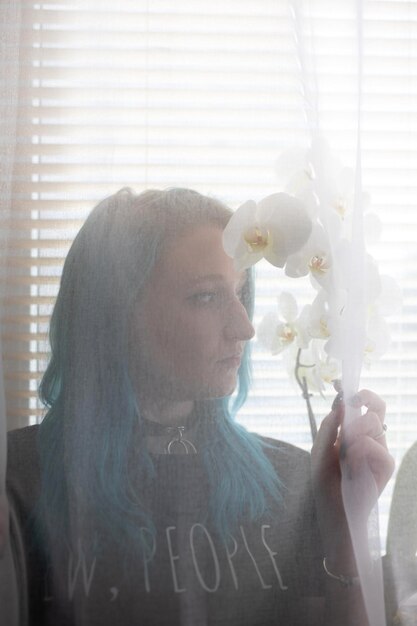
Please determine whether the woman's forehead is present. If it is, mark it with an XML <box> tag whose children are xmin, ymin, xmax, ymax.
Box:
<box><xmin>154</xmin><ymin>225</ymin><xmax>243</xmax><ymax>284</ymax></box>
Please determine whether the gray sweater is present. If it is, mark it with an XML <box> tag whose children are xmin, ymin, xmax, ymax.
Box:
<box><xmin>7</xmin><ymin>425</ymin><xmax>323</xmax><ymax>625</ymax></box>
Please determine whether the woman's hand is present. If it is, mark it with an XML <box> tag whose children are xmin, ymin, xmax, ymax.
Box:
<box><xmin>311</xmin><ymin>390</ymin><xmax>395</xmax><ymax>625</ymax></box>
<box><xmin>311</xmin><ymin>389</ymin><xmax>395</xmax><ymax>568</ymax></box>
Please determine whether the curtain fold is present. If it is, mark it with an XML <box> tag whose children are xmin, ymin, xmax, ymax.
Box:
<box><xmin>1</xmin><ymin>3</ymin><xmax>24</xmax><ymax>625</ymax></box>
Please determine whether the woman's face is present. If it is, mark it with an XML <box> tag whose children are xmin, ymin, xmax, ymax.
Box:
<box><xmin>130</xmin><ymin>224</ymin><xmax>255</xmax><ymax>401</ymax></box>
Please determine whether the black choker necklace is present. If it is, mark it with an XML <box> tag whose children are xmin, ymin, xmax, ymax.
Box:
<box><xmin>142</xmin><ymin>411</ymin><xmax>199</xmax><ymax>454</ymax></box>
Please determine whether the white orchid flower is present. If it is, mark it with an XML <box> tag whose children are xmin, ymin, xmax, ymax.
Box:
<box><xmin>361</xmin><ymin>274</ymin><xmax>401</xmax><ymax>365</ymax></box>
<box><xmin>326</xmin><ymin>165</ymin><xmax>357</xmax><ymax>222</ymax></box>
<box><xmin>277</xmin><ymin>140</ymin><xmax>374</xmax><ymax>238</ymax></box>
<box><xmin>275</xmin><ymin>147</ymin><xmax>319</xmax><ymax>218</ymax></box>
<box><xmin>304</xmin><ymin>340</ymin><xmax>341</xmax><ymax>395</ymax></box>
<box><xmin>323</xmin><ymin>260</ymin><xmax>395</xmax><ymax>365</ymax></box>
<box><xmin>222</xmin><ymin>193</ymin><xmax>312</xmax><ymax>271</ymax></box>
<box><xmin>371</xmin><ymin>274</ymin><xmax>402</xmax><ymax>316</ymax></box>
<box><xmin>285</xmin><ymin>222</ymin><xmax>333</xmax><ymax>291</ymax></box>
<box><xmin>283</xmin><ymin>339</ymin><xmax>340</xmax><ymax>396</ymax></box>
<box><xmin>307</xmin><ymin>291</ymin><xmax>332</xmax><ymax>340</ymax></box>
<box><xmin>331</xmin><ymin>301</ymin><xmax>391</xmax><ymax>366</ymax></box>
<box><xmin>257</xmin><ymin>292</ymin><xmax>310</xmax><ymax>355</ymax></box>
<box><xmin>275</xmin><ymin>145</ymin><xmax>314</xmax><ymax>190</ymax></box>
<box><xmin>306</xmin><ymin>286</ymin><xmax>349</xmax><ymax>363</ymax></box>
<box><xmin>336</xmin><ymin>247</ymin><xmax>400</xmax><ymax>315</ymax></box>
<box><xmin>313</xmin><ymin>354</ymin><xmax>341</xmax><ymax>391</ymax></box>
<box><xmin>363</xmin><ymin>313</ymin><xmax>392</xmax><ymax>367</ymax></box>
<box><xmin>340</xmin><ymin>191</ymin><xmax>382</xmax><ymax>246</ymax></box>
<box><xmin>254</xmin><ymin>140</ymin><xmax>401</xmax><ymax>397</ymax></box>
<box><xmin>307</xmin><ymin>138</ymin><xmax>358</xmax><ymax>221</ymax></box>
<box><xmin>330</xmin><ymin>239</ymin><xmax>382</xmax><ymax>304</ymax></box>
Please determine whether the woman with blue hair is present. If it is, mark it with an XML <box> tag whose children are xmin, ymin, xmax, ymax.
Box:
<box><xmin>6</xmin><ymin>187</ymin><xmax>393</xmax><ymax>625</ymax></box>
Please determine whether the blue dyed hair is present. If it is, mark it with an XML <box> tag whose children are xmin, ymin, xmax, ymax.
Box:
<box><xmin>38</xmin><ymin>188</ymin><xmax>283</xmax><ymax>558</ymax></box>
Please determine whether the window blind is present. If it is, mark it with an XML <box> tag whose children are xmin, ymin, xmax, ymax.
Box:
<box><xmin>3</xmin><ymin>0</ymin><xmax>417</xmax><ymax>544</ymax></box>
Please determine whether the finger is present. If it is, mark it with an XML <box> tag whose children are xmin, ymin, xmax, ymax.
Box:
<box><xmin>331</xmin><ymin>390</ymin><xmax>344</xmax><ymax>411</ymax></box>
<box><xmin>350</xmin><ymin>389</ymin><xmax>386</xmax><ymax>421</ymax></box>
<box><xmin>342</xmin><ymin>411</ymin><xmax>388</xmax><ymax>451</ymax></box>
<box><xmin>311</xmin><ymin>408</ymin><xmax>342</xmax><ymax>467</ymax></box>
<box><xmin>345</xmin><ymin>436</ymin><xmax>395</xmax><ymax>493</ymax></box>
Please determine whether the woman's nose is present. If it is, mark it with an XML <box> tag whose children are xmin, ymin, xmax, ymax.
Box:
<box><xmin>224</xmin><ymin>299</ymin><xmax>255</xmax><ymax>341</ymax></box>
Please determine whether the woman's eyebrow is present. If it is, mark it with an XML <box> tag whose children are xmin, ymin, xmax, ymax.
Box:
<box><xmin>189</xmin><ymin>274</ymin><xmax>225</xmax><ymax>284</ymax></box>
<box><xmin>189</xmin><ymin>273</ymin><xmax>247</xmax><ymax>287</ymax></box>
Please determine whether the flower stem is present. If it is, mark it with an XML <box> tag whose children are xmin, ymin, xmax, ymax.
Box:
<box><xmin>294</xmin><ymin>348</ymin><xmax>318</xmax><ymax>443</ymax></box>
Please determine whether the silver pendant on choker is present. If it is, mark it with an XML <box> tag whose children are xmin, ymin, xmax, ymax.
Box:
<box><xmin>165</xmin><ymin>426</ymin><xmax>197</xmax><ymax>454</ymax></box>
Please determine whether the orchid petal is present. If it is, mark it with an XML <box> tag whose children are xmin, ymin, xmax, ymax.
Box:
<box><xmin>364</xmin><ymin>314</ymin><xmax>391</xmax><ymax>364</ymax></box>
<box><xmin>273</xmin><ymin>323</ymin><xmax>297</xmax><ymax>354</ymax></box>
<box><xmin>365</xmin><ymin>255</ymin><xmax>382</xmax><ymax>304</ymax></box>
<box><xmin>308</xmin><ymin>292</ymin><xmax>331</xmax><ymax>339</ymax></box>
<box><xmin>278</xmin><ymin>292</ymin><xmax>298</xmax><ymax>323</ymax></box>
<box><xmin>296</xmin><ymin>305</ymin><xmax>312</xmax><ymax>349</ymax></box>
<box><xmin>256</xmin><ymin>312</ymin><xmax>280</xmax><ymax>352</ymax></box>
<box><xmin>258</xmin><ymin>193</ymin><xmax>313</xmax><ymax>259</ymax></box>
<box><xmin>285</xmin><ymin>252</ymin><xmax>310</xmax><ymax>278</ymax></box>
<box><xmin>222</xmin><ymin>199</ymin><xmax>257</xmax><ymax>258</ymax></box>
<box><xmin>263</xmin><ymin>250</ymin><xmax>288</xmax><ymax>268</ymax></box>
<box><xmin>274</xmin><ymin>146</ymin><xmax>312</xmax><ymax>189</ymax></box>
<box><xmin>232</xmin><ymin>239</ymin><xmax>265</xmax><ymax>270</ymax></box>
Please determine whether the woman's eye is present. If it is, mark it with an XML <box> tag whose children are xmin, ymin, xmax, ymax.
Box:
<box><xmin>191</xmin><ymin>291</ymin><xmax>216</xmax><ymax>304</ymax></box>
<box><xmin>190</xmin><ymin>287</ymin><xmax>244</xmax><ymax>306</ymax></box>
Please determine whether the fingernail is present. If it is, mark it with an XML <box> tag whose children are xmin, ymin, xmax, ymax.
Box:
<box><xmin>332</xmin><ymin>379</ymin><xmax>342</xmax><ymax>394</ymax></box>
<box><xmin>332</xmin><ymin>391</ymin><xmax>344</xmax><ymax>411</ymax></box>
<box><xmin>348</xmin><ymin>393</ymin><xmax>362</xmax><ymax>408</ymax></box>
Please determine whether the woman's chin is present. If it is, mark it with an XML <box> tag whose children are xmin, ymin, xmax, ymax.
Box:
<box><xmin>206</xmin><ymin>373</ymin><xmax>239</xmax><ymax>399</ymax></box>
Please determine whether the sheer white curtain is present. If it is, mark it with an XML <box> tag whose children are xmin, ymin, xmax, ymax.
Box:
<box><xmin>1</xmin><ymin>1</ymin><xmax>417</xmax><ymax>624</ymax></box>
<box><xmin>1</xmin><ymin>2</ymin><xmax>23</xmax><ymax>624</ymax></box>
